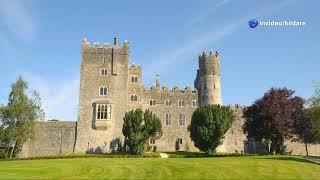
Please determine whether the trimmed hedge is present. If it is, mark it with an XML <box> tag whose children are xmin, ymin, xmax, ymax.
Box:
<box><xmin>0</xmin><ymin>152</ymin><xmax>161</xmax><ymax>161</ymax></box>
<box><xmin>166</xmin><ymin>152</ymin><xmax>254</xmax><ymax>158</ymax></box>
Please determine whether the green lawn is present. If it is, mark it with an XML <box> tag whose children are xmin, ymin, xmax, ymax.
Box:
<box><xmin>0</xmin><ymin>156</ymin><xmax>319</xmax><ymax>179</ymax></box>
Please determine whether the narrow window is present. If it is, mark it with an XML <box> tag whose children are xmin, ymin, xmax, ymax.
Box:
<box><xmin>149</xmin><ymin>138</ymin><xmax>155</xmax><ymax>145</ymax></box>
<box><xmin>165</xmin><ymin>113</ymin><xmax>171</xmax><ymax>125</ymax></box>
<box><xmin>165</xmin><ymin>100</ymin><xmax>171</xmax><ymax>106</ymax></box>
<box><xmin>150</xmin><ymin>100</ymin><xmax>155</xmax><ymax>106</ymax></box>
<box><xmin>134</xmin><ymin>77</ymin><xmax>138</xmax><ymax>82</ymax></box>
<box><xmin>192</xmin><ymin>100</ymin><xmax>197</xmax><ymax>107</ymax></box>
<box><xmin>101</xmin><ymin>69</ymin><xmax>107</xmax><ymax>76</ymax></box>
<box><xmin>131</xmin><ymin>76</ymin><xmax>135</xmax><ymax>82</ymax></box>
<box><xmin>103</xmin><ymin>57</ymin><xmax>106</xmax><ymax>64</ymax></box>
<box><xmin>179</xmin><ymin>113</ymin><xmax>185</xmax><ymax>126</ymax></box>
<box><xmin>131</xmin><ymin>95</ymin><xmax>138</xmax><ymax>101</ymax></box>
<box><xmin>178</xmin><ymin>100</ymin><xmax>184</xmax><ymax>107</ymax></box>
<box><xmin>99</xmin><ymin>87</ymin><xmax>108</xmax><ymax>96</ymax></box>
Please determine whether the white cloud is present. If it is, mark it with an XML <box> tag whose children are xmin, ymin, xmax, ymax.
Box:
<box><xmin>0</xmin><ymin>0</ymin><xmax>36</xmax><ymax>42</ymax></box>
<box><xmin>23</xmin><ymin>72</ymin><xmax>80</xmax><ymax>121</ymax></box>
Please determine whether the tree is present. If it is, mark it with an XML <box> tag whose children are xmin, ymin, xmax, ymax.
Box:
<box><xmin>122</xmin><ymin>109</ymin><xmax>162</xmax><ymax>155</ymax></box>
<box><xmin>243</xmin><ymin>87</ymin><xmax>304</xmax><ymax>154</ymax></box>
<box><xmin>189</xmin><ymin>104</ymin><xmax>235</xmax><ymax>153</ymax></box>
<box><xmin>307</xmin><ymin>82</ymin><xmax>320</xmax><ymax>142</ymax></box>
<box><xmin>293</xmin><ymin>109</ymin><xmax>317</xmax><ymax>156</ymax></box>
<box><xmin>0</xmin><ymin>77</ymin><xmax>45</xmax><ymax>158</ymax></box>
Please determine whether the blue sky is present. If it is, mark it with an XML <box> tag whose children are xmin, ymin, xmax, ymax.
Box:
<box><xmin>0</xmin><ymin>0</ymin><xmax>319</xmax><ymax>120</ymax></box>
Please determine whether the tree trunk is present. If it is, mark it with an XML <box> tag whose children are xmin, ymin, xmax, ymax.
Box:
<box><xmin>305</xmin><ymin>143</ymin><xmax>309</xmax><ymax>156</ymax></box>
<box><xmin>9</xmin><ymin>142</ymin><xmax>16</xmax><ymax>158</ymax></box>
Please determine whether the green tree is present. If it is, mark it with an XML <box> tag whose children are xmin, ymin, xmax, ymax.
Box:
<box><xmin>122</xmin><ymin>109</ymin><xmax>162</xmax><ymax>155</ymax></box>
<box><xmin>189</xmin><ymin>105</ymin><xmax>235</xmax><ymax>153</ymax></box>
<box><xmin>307</xmin><ymin>82</ymin><xmax>320</xmax><ymax>142</ymax></box>
<box><xmin>0</xmin><ymin>77</ymin><xmax>45</xmax><ymax>158</ymax></box>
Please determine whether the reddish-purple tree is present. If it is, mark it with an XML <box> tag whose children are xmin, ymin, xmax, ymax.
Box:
<box><xmin>243</xmin><ymin>87</ymin><xmax>304</xmax><ymax>154</ymax></box>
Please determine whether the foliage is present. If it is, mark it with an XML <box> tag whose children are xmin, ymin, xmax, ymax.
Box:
<box><xmin>122</xmin><ymin>109</ymin><xmax>162</xmax><ymax>155</ymax></box>
<box><xmin>189</xmin><ymin>104</ymin><xmax>235</xmax><ymax>153</ymax></box>
<box><xmin>0</xmin><ymin>77</ymin><xmax>45</xmax><ymax>158</ymax></box>
<box><xmin>0</xmin><ymin>152</ymin><xmax>161</xmax><ymax>161</ymax></box>
<box><xmin>243</xmin><ymin>87</ymin><xmax>304</xmax><ymax>154</ymax></box>
<box><xmin>307</xmin><ymin>82</ymin><xmax>320</xmax><ymax>142</ymax></box>
<box><xmin>166</xmin><ymin>151</ymin><xmax>248</xmax><ymax>158</ymax></box>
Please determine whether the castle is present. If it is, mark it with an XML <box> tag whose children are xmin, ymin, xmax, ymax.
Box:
<box><xmin>19</xmin><ymin>37</ymin><xmax>320</xmax><ymax>157</ymax></box>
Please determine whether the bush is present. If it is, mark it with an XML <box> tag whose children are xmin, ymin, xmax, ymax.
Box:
<box><xmin>166</xmin><ymin>151</ymin><xmax>250</xmax><ymax>158</ymax></box>
<box><xmin>0</xmin><ymin>152</ymin><xmax>161</xmax><ymax>161</ymax></box>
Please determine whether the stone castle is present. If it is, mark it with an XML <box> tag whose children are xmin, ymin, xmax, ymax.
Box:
<box><xmin>19</xmin><ymin>37</ymin><xmax>320</xmax><ymax>157</ymax></box>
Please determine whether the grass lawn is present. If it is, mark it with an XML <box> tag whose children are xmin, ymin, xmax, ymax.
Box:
<box><xmin>0</xmin><ymin>156</ymin><xmax>319</xmax><ymax>179</ymax></box>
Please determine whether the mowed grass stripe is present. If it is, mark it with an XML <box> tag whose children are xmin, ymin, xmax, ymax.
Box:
<box><xmin>0</xmin><ymin>156</ymin><xmax>319</xmax><ymax>179</ymax></box>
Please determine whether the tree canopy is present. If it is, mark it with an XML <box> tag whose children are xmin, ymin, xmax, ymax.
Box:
<box><xmin>243</xmin><ymin>87</ymin><xmax>305</xmax><ymax>154</ymax></box>
<box><xmin>189</xmin><ymin>104</ymin><xmax>235</xmax><ymax>153</ymax></box>
<box><xmin>0</xmin><ymin>77</ymin><xmax>44</xmax><ymax>158</ymax></box>
<box><xmin>122</xmin><ymin>109</ymin><xmax>162</xmax><ymax>155</ymax></box>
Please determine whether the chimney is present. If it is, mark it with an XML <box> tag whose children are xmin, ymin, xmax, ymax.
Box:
<box><xmin>156</xmin><ymin>75</ymin><xmax>160</xmax><ymax>90</ymax></box>
<box><xmin>114</xmin><ymin>37</ymin><xmax>119</xmax><ymax>48</ymax></box>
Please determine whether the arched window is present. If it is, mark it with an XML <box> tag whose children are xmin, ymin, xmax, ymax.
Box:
<box><xmin>178</xmin><ymin>100</ymin><xmax>185</xmax><ymax>107</ymax></box>
<box><xmin>149</xmin><ymin>99</ymin><xmax>155</xmax><ymax>106</ymax></box>
<box><xmin>192</xmin><ymin>100</ymin><xmax>197</xmax><ymax>107</ymax></box>
<box><xmin>179</xmin><ymin>113</ymin><xmax>185</xmax><ymax>126</ymax></box>
<box><xmin>96</xmin><ymin>104</ymin><xmax>111</xmax><ymax>120</ymax></box>
<box><xmin>99</xmin><ymin>87</ymin><xmax>108</xmax><ymax>96</ymax></box>
<box><xmin>165</xmin><ymin>113</ymin><xmax>171</xmax><ymax>125</ymax></box>
<box><xmin>164</xmin><ymin>100</ymin><xmax>171</xmax><ymax>106</ymax></box>
<box><xmin>131</xmin><ymin>95</ymin><xmax>138</xmax><ymax>101</ymax></box>
<box><xmin>131</xmin><ymin>76</ymin><xmax>138</xmax><ymax>83</ymax></box>
<box><xmin>101</xmin><ymin>68</ymin><xmax>107</xmax><ymax>76</ymax></box>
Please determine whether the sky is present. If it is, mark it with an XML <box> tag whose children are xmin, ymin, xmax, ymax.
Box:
<box><xmin>0</xmin><ymin>0</ymin><xmax>319</xmax><ymax>121</ymax></box>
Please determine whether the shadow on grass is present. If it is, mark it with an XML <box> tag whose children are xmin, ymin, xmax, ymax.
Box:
<box><xmin>164</xmin><ymin>151</ymin><xmax>248</xmax><ymax>158</ymax></box>
<box><xmin>261</xmin><ymin>156</ymin><xmax>319</xmax><ymax>165</ymax></box>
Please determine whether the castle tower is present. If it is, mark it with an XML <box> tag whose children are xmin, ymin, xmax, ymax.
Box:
<box><xmin>194</xmin><ymin>50</ymin><xmax>222</xmax><ymax>106</ymax></box>
<box><xmin>75</xmin><ymin>37</ymin><xmax>129</xmax><ymax>153</ymax></box>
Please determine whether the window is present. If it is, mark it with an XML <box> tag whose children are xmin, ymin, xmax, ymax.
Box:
<box><xmin>214</xmin><ymin>84</ymin><xmax>216</xmax><ymax>89</ymax></box>
<box><xmin>103</xmin><ymin>56</ymin><xmax>106</xmax><ymax>63</ymax></box>
<box><xmin>149</xmin><ymin>138</ymin><xmax>156</xmax><ymax>145</ymax></box>
<box><xmin>101</xmin><ymin>69</ymin><xmax>107</xmax><ymax>76</ymax></box>
<box><xmin>164</xmin><ymin>100</ymin><xmax>171</xmax><ymax>106</ymax></box>
<box><xmin>131</xmin><ymin>76</ymin><xmax>138</xmax><ymax>83</ymax></box>
<box><xmin>177</xmin><ymin>138</ymin><xmax>183</xmax><ymax>144</ymax></box>
<box><xmin>131</xmin><ymin>95</ymin><xmax>138</xmax><ymax>101</ymax></box>
<box><xmin>165</xmin><ymin>113</ymin><xmax>171</xmax><ymax>125</ymax></box>
<box><xmin>99</xmin><ymin>87</ymin><xmax>108</xmax><ymax>96</ymax></box>
<box><xmin>149</xmin><ymin>99</ymin><xmax>156</xmax><ymax>106</ymax></box>
<box><xmin>96</xmin><ymin>104</ymin><xmax>111</xmax><ymax>120</ymax></box>
<box><xmin>178</xmin><ymin>100</ymin><xmax>185</xmax><ymax>107</ymax></box>
<box><xmin>192</xmin><ymin>100</ymin><xmax>197</xmax><ymax>107</ymax></box>
<box><xmin>179</xmin><ymin>113</ymin><xmax>185</xmax><ymax>126</ymax></box>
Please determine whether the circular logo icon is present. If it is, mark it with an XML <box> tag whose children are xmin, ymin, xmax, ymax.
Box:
<box><xmin>248</xmin><ymin>19</ymin><xmax>259</xmax><ymax>28</ymax></box>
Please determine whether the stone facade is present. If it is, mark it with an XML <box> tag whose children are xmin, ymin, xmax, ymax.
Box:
<box><xmin>19</xmin><ymin>37</ymin><xmax>320</xmax><ymax>157</ymax></box>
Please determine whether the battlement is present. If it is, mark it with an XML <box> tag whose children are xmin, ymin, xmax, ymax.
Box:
<box><xmin>129</xmin><ymin>64</ymin><xmax>142</xmax><ymax>71</ymax></box>
<box><xmin>146</xmin><ymin>84</ymin><xmax>196</xmax><ymax>94</ymax></box>
<box><xmin>81</xmin><ymin>37</ymin><xmax>129</xmax><ymax>50</ymax></box>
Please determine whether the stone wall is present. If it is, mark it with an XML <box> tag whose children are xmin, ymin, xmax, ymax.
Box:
<box><xmin>18</xmin><ymin>121</ymin><xmax>77</xmax><ymax>158</ymax></box>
